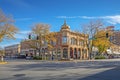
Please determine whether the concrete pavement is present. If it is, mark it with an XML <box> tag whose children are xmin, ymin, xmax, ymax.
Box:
<box><xmin>0</xmin><ymin>59</ymin><xmax>120</xmax><ymax>80</ymax></box>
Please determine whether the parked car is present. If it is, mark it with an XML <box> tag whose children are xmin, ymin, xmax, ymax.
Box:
<box><xmin>17</xmin><ymin>55</ymin><xmax>26</xmax><ymax>59</ymax></box>
<box><xmin>26</xmin><ymin>56</ymin><xmax>33</xmax><ymax>60</ymax></box>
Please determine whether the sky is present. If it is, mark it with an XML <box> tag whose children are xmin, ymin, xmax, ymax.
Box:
<box><xmin>0</xmin><ymin>0</ymin><xmax>120</xmax><ymax>48</ymax></box>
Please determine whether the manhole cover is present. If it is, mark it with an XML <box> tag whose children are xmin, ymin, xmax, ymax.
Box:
<box><xmin>13</xmin><ymin>74</ymin><xmax>25</xmax><ymax>77</ymax></box>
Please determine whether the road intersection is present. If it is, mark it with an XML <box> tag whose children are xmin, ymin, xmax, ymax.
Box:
<box><xmin>0</xmin><ymin>59</ymin><xmax>120</xmax><ymax>80</ymax></box>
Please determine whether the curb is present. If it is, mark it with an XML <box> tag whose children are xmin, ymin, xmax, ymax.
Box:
<box><xmin>0</xmin><ymin>62</ymin><xmax>8</xmax><ymax>64</ymax></box>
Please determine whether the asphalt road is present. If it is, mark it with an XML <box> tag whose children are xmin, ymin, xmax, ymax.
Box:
<box><xmin>0</xmin><ymin>59</ymin><xmax>120</xmax><ymax>80</ymax></box>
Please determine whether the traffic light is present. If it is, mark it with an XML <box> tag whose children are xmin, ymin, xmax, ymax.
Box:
<box><xmin>28</xmin><ymin>34</ymin><xmax>31</xmax><ymax>39</ymax></box>
<box><xmin>36</xmin><ymin>35</ymin><xmax>39</xmax><ymax>40</ymax></box>
<box><xmin>106</xmin><ymin>33</ymin><xmax>109</xmax><ymax>38</ymax></box>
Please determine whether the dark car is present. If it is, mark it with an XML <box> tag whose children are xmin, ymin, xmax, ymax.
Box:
<box><xmin>17</xmin><ymin>55</ymin><xmax>26</xmax><ymax>59</ymax></box>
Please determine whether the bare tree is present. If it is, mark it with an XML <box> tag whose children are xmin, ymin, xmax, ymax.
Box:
<box><xmin>82</xmin><ymin>20</ymin><xmax>104</xmax><ymax>39</ymax></box>
<box><xmin>81</xmin><ymin>20</ymin><xmax>104</xmax><ymax>59</ymax></box>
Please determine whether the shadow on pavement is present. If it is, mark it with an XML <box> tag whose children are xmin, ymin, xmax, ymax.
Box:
<box><xmin>77</xmin><ymin>66</ymin><xmax>120</xmax><ymax>80</ymax></box>
<box><xmin>1</xmin><ymin>61</ymin><xmax>120</xmax><ymax>80</ymax></box>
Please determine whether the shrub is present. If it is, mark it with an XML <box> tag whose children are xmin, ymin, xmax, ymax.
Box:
<box><xmin>95</xmin><ymin>56</ymin><xmax>106</xmax><ymax>59</ymax></box>
<box><xmin>33</xmin><ymin>56</ymin><xmax>42</xmax><ymax>60</ymax></box>
<box><xmin>59</xmin><ymin>58</ymin><xmax>70</xmax><ymax>61</ymax></box>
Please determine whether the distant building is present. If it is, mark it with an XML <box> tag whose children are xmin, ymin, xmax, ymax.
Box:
<box><xmin>20</xmin><ymin>40</ymin><xmax>36</xmax><ymax>56</ymax></box>
<box><xmin>111</xmin><ymin>30</ymin><xmax>120</xmax><ymax>46</ymax></box>
<box><xmin>5</xmin><ymin>44</ymin><xmax>21</xmax><ymax>57</ymax></box>
<box><xmin>110</xmin><ymin>30</ymin><xmax>120</xmax><ymax>55</ymax></box>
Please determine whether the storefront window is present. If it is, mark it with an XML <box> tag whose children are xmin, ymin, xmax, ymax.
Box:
<box><xmin>63</xmin><ymin>48</ymin><xmax>68</xmax><ymax>58</ymax></box>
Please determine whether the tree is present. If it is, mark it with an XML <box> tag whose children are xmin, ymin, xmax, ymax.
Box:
<box><xmin>82</xmin><ymin>20</ymin><xmax>103</xmax><ymax>39</ymax></box>
<box><xmin>29</xmin><ymin>23</ymin><xmax>57</xmax><ymax>60</ymax></box>
<box><xmin>31</xmin><ymin>23</ymin><xmax>50</xmax><ymax>57</ymax></box>
<box><xmin>81</xmin><ymin>20</ymin><xmax>104</xmax><ymax>58</ymax></box>
<box><xmin>0</xmin><ymin>47</ymin><xmax>4</xmax><ymax>56</ymax></box>
<box><xmin>0</xmin><ymin>9</ymin><xmax>18</xmax><ymax>42</ymax></box>
<box><xmin>93</xmin><ymin>26</ymin><xmax>113</xmax><ymax>55</ymax></box>
<box><xmin>45</xmin><ymin>32</ymin><xmax>57</xmax><ymax>60</ymax></box>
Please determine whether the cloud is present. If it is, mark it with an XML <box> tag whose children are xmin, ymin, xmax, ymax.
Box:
<box><xmin>79</xmin><ymin>15</ymin><xmax>120</xmax><ymax>25</ymax></box>
<box><xmin>78</xmin><ymin>16</ymin><xmax>96</xmax><ymax>19</ymax></box>
<box><xmin>104</xmin><ymin>15</ymin><xmax>120</xmax><ymax>24</ymax></box>
<box><xmin>15</xmin><ymin>18</ymin><xmax>33</xmax><ymax>21</ymax></box>
<box><xmin>0</xmin><ymin>41</ymin><xmax>20</xmax><ymax>48</ymax></box>
<box><xmin>57</xmin><ymin>15</ymin><xmax>120</xmax><ymax>25</ymax></box>
<box><xmin>18</xmin><ymin>30</ymin><xmax>31</xmax><ymax>34</ymax></box>
<box><xmin>56</xmin><ymin>16</ymin><xmax>76</xmax><ymax>19</ymax></box>
<box><xmin>15</xmin><ymin>30</ymin><xmax>31</xmax><ymax>39</ymax></box>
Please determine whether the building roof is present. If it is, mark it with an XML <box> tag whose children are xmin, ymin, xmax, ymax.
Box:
<box><xmin>61</xmin><ymin>20</ymin><xmax>70</xmax><ymax>30</ymax></box>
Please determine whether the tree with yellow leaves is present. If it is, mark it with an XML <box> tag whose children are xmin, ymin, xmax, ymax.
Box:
<box><xmin>29</xmin><ymin>23</ymin><xmax>57</xmax><ymax>60</ymax></box>
<box><xmin>93</xmin><ymin>27</ymin><xmax>113</xmax><ymax>55</ymax></box>
<box><xmin>0</xmin><ymin>9</ymin><xmax>18</xmax><ymax>42</ymax></box>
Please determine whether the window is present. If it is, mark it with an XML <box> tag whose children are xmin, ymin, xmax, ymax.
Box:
<box><xmin>71</xmin><ymin>38</ymin><xmax>74</xmax><ymax>45</ymax></box>
<box><xmin>62</xmin><ymin>36</ymin><xmax>67</xmax><ymax>44</ymax></box>
<box><xmin>81</xmin><ymin>41</ymin><xmax>84</xmax><ymax>46</ymax></box>
<box><xmin>74</xmin><ymin>39</ymin><xmax>77</xmax><ymax>45</ymax></box>
<box><xmin>71</xmin><ymin>38</ymin><xmax>73</xmax><ymax>44</ymax></box>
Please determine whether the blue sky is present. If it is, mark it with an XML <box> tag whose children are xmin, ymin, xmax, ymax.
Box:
<box><xmin>0</xmin><ymin>0</ymin><xmax>120</xmax><ymax>47</ymax></box>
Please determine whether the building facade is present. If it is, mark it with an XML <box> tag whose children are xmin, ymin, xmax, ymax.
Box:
<box><xmin>111</xmin><ymin>30</ymin><xmax>120</xmax><ymax>46</ymax></box>
<box><xmin>55</xmin><ymin>21</ymin><xmax>89</xmax><ymax>60</ymax></box>
<box><xmin>20</xmin><ymin>40</ymin><xmax>36</xmax><ymax>56</ymax></box>
<box><xmin>5</xmin><ymin>44</ymin><xmax>21</xmax><ymax>57</ymax></box>
<box><xmin>110</xmin><ymin>30</ymin><xmax>120</xmax><ymax>55</ymax></box>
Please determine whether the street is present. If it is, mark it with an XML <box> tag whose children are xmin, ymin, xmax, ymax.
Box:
<box><xmin>0</xmin><ymin>59</ymin><xmax>120</xmax><ymax>80</ymax></box>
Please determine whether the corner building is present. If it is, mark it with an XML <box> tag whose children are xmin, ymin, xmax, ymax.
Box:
<box><xmin>56</xmin><ymin>21</ymin><xmax>89</xmax><ymax>60</ymax></box>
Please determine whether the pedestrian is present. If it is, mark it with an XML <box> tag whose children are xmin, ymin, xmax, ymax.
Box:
<box><xmin>52</xmin><ymin>55</ymin><xmax>54</xmax><ymax>60</ymax></box>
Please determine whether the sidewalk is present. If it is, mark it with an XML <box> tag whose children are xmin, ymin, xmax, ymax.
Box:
<box><xmin>74</xmin><ymin>58</ymin><xmax>120</xmax><ymax>62</ymax></box>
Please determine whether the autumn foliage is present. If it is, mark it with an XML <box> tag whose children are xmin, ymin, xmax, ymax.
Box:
<box><xmin>93</xmin><ymin>28</ymin><xmax>113</xmax><ymax>54</ymax></box>
<box><xmin>0</xmin><ymin>9</ymin><xmax>18</xmax><ymax>42</ymax></box>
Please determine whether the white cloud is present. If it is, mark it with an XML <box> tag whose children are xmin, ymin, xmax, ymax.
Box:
<box><xmin>15</xmin><ymin>30</ymin><xmax>31</xmax><ymax>39</ymax></box>
<box><xmin>0</xmin><ymin>41</ymin><xmax>20</xmax><ymax>48</ymax></box>
<box><xmin>56</xmin><ymin>15</ymin><xmax>120</xmax><ymax>25</ymax></box>
<box><xmin>18</xmin><ymin>30</ymin><xmax>31</xmax><ymax>34</ymax></box>
<box><xmin>78</xmin><ymin>16</ymin><xmax>96</xmax><ymax>19</ymax></box>
<box><xmin>80</xmin><ymin>15</ymin><xmax>120</xmax><ymax>25</ymax></box>
<box><xmin>56</xmin><ymin>16</ymin><xmax>76</xmax><ymax>19</ymax></box>
<box><xmin>104</xmin><ymin>15</ymin><xmax>120</xmax><ymax>24</ymax></box>
<box><xmin>15</xmin><ymin>18</ymin><xmax>32</xmax><ymax>21</ymax></box>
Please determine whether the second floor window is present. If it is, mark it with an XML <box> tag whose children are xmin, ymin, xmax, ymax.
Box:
<box><xmin>62</xmin><ymin>36</ymin><xmax>67</xmax><ymax>44</ymax></box>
